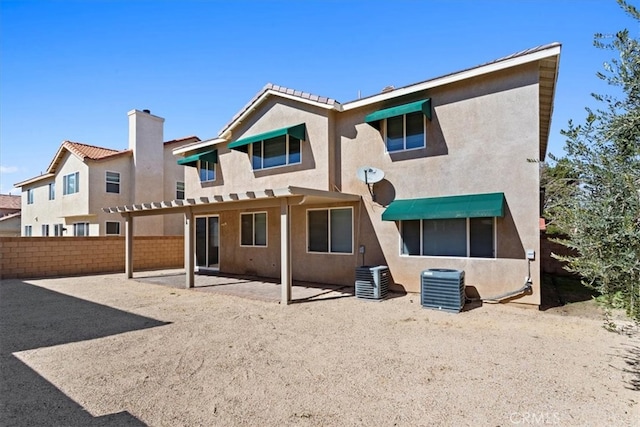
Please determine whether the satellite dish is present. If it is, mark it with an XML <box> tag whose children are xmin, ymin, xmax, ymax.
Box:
<box><xmin>356</xmin><ymin>166</ymin><xmax>385</xmax><ymax>184</ymax></box>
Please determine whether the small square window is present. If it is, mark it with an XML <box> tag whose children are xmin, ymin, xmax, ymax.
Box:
<box><xmin>106</xmin><ymin>172</ymin><xmax>120</xmax><ymax>193</ymax></box>
<box><xmin>176</xmin><ymin>181</ymin><xmax>185</xmax><ymax>199</ymax></box>
<box><xmin>385</xmin><ymin>112</ymin><xmax>426</xmax><ymax>152</ymax></box>
<box><xmin>199</xmin><ymin>161</ymin><xmax>215</xmax><ymax>182</ymax></box>
<box><xmin>106</xmin><ymin>221</ymin><xmax>120</xmax><ymax>235</ymax></box>
<box><xmin>73</xmin><ymin>222</ymin><xmax>89</xmax><ymax>236</ymax></box>
<box><xmin>63</xmin><ymin>172</ymin><xmax>79</xmax><ymax>195</ymax></box>
<box><xmin>240</xmin><ymin>212</ymin><xmax>267</xmax><ymax>246</ymax></box>
<box><xmin>307</xmin><ymin>208</ymin><xmax>353</xmax><ymax>254</ymax></box>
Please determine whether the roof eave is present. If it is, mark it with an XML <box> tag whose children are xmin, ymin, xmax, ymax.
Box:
<box><xmin>342</xmin><ymin>43</ymin><xmax>562</xmax><ymax>111</ymax></box>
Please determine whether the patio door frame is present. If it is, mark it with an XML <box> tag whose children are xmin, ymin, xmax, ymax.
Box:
<box><xmin>195</xmin><ymin>215</ymin><xmax>220</xmax><ymax>270</ymax></box>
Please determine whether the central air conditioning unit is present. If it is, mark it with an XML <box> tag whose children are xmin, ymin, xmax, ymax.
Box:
<box><xmin>355</xmin><ymin>266</ymin><xmax>389</xmax><ymax>300</ymax></box>
<box><xmin>421</xmin><ymin>269</ymin><xmax>465</xmax><ymax>313</ymax></box>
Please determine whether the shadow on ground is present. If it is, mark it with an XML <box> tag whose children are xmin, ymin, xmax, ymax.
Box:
<box><xmin>540</xmin><ymin>274</ymin><xmax>599</xmax><ymax>311</ymax></box>
<box><xmin>0</xmin><ymin>279</ymin><xmax>170</xmax><ymax>427</ymax></box>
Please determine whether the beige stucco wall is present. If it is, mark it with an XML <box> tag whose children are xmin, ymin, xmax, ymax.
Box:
<box><xmin>186</xmin><ymin>97</ymin><xmax>333</xmax><ymax>198</ymax></box>
<box><xmin>21</xmin><ymin>152</ymin><xmax>91</xmax><ymax>236</ymax></box>
<box><xmin>162</xmin><ymin>143</ymin><xmax>185</xmax><ymax>235</ymax></box>
<box><xmin>338</xmin><ymin>63</ymin><xmax>542</xmax><ymax>304</ymax></box>
<box><xmin>175</xmin><ymin>62</ymin><xmax>546</xmax><ymax>306</ymax></box>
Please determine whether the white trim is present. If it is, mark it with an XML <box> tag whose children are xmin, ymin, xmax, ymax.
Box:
<box><xmin>343</xmin><ymin>45</ymin><xmax>561</xmax><ymax>111</ymax></box>
<box><xmin>306</xmin><ymin>206</ymin><xmax>354</xmax><ymax>255</ymax></box>
<box><xmin>173</xmin><ymin>138</ymin><xmax>227</xmax><ymax>155</ymax></box>
<box><xmin>239</xmin><ymin>211</ymin><xmax>268</xmax><ymax>247</ymax></box>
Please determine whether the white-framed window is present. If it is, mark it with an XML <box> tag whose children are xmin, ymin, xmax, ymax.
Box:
<box><xmin>106</xmin><ymin>171</ymin><xmax>120</xmax><ymax>193</ymax></box>
<box><xmin>400</xmin><ymin>217</ymin><xmax>495</xmax><ymax>258</ymax></box>
<box><xmin>24</xmin><ymin>225</ymin><xmax>32</xmax><ymax>236</ymax></box>
<box><xmin>63</xmin><ymin>172</ymin><xmax>79</xmax><ymax>195</ymax></box>
<box><xmin>48</xmin><ymin>183</ymin><xmax>55</xmax><ymax>200</ymax></box>
<box><xmin>385</xmin><ymin>112</ymin><xmax>426</xmax><ymax>152</ymax></box>
<box><xmin>199</xmin><ymin>161</ymin><xmax>215</xmax><ymax>182</ymax></box>
<box><xmin>41</xmin><ymin>224</ymin><xmax>49</xmax><ymax>236</ymax></box>
<box><xmin>307</xmin><ymin>207</ymin><xmax>353</xmax><ymax>254</ymax></box>
<box><xmin>176</xmin><ymin>181</ymin><xmax>185</xmax><ymax>199</ymax></box>
<box><xmin>250</xmin><ymin>134</ymin><xmax>301</xmax><ymax>170</ymax></box>
<box><xmin>73</xmin><ymin>222</ymin><xmax>89</xmax><ymax>236</ymax></box>
<box><xmin>240</xmin><ymin>212</ymin><xmax>267</xmax><ymax>247</ymax></box>
<box><xmin>105</xmin><ymin>221</ymin><xmax>120</xmax><ymax>235</ymax></box>
<box><xmin>26</xmin><ymin>189</ymin><xmax>34</xmax><ymax>204</ymax></box>
<box><xmin>54</xmin><ymin>224</ymin><xmax>64</xmax><ymax>236</ymax></box>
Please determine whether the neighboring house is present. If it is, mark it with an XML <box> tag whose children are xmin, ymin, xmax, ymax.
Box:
<box><xmin>0</xmin><ymin>194</ymin><xmax>21</xmax><ymax>236</ymax></box>
<box><xmin>106</xmin><ymin>43</ymin><xmax>561</xmax><ymax>308</ymax></box>
<box><xmin>15</xmin><ymin>110</ymin><xmax>199</xmax><ymax>237</ymax></box>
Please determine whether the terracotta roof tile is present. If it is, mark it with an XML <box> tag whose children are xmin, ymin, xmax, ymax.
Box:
<box><xmin>0</xmin><ymin>194</ymin><xmax>21</xmax><ymax>210</ymax></box>
<box><xmin>63</xmin><ymin>141</ymin><xmax>125</xmax><ymax>160</ymax></box>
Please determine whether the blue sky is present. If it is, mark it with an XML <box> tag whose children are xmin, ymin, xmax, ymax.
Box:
<box><xmin>1</xmin><ymin>0</ymin><xmax>637</xmax><ymax>194</ymax></box>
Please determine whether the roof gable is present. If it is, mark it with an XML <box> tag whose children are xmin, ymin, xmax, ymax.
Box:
<box><xmin>218</xmin><ymin>83</ymin><xmax>342</xmax><ymax>139</ymax></box>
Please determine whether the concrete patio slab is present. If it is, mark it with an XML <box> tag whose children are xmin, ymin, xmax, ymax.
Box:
<box><xmin>132</xmin><ymin>269</ymin><xmax>355</xmax><ymax>303</ymax></box>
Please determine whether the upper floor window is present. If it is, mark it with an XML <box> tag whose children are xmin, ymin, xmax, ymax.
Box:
<box><xmin>63</xmin><ymin>172</ymin><xmax>79</xmax><ymax>195</ymax></box>
<box><xmin>73</xmin><ymin>222</ymin><xmax>89</xmax><ymax>237</ymax></box>
<box><xmin>24</xmin><ymin>225</ymin><xmax>32</xmax><ymax>236</ymax></box>
<box><xmin>307</xmin><ymin>207</ymin><xmax>353</xmax><ymax>254</ymax></box>
<box><xmin>386</xmin><ymin>111</ymin><xmax>425</xmax><ymax>152</ymax></box>
<box><xmin>400</xmin><ymin>217</ymin><xmax>495</xmax><ymax>258</ymax></box>
<box><xmin>199</xmin><ymin>161</ymin><xmax>215</xmax><ymax>182</ymax></box>
<box><xmin>106</xmin><ymin>171</ymin><xmax>120</xmax><ymax>193</ymax></box>
<box><xmin>251</xmin><ymin>134</ymin><xmax>301</xmax><ymax>170</ymax></box>
<box><xmin>26</xmin><ymin>189</ymin><xmax>34</xmax><ymax>204</ymax></box>
<box><xmin>48</xmin><ymin>183</ymin><xmax>55</xmax><ymax>200</ymax></box>
<box><xmin>240</xmin><ymin>212</ymin><xmax>267</xmax><ymax>247</ymax></box>
<box><xmin>176</xmin><ymin>181</ymin><xmax>185</xmax><ymax>200</ymax></box>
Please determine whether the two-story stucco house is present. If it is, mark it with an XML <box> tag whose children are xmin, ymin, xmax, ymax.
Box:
<box><xmin>106</xmin><ymin>43</ymin><xmax>560</xmax><ymax>308</ymax></box>
<box><xmin>15</xmin><ymin>109</ymin><xmax>199</xmax><ymax>237</ymax></box>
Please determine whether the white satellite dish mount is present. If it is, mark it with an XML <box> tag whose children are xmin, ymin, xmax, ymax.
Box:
<box><xmin>356</xmin><ymin>166</ymin><xmax>385</xmax><ymax>201</ymax></box>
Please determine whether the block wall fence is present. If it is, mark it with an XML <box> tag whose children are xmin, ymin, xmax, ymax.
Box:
<box><xmin>0</xmin><ymin>236</ymin><xmax>183</xmax><ymax>280</ymax></box>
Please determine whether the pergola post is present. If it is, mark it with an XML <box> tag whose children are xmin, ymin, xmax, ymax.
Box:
<box><xmin>184</xmin><ymin>208</ymin><xmax>194</xmax><ymax>289</ymax></box>
<box><xmin>124</xmin><ymin>213</ymin><xmax>133</xmax><ymax>279</ymax></box>
<box><xmin>280</xmin><ymin>198</ymin><xmax>291</xmax><ymax>305</ymax></box>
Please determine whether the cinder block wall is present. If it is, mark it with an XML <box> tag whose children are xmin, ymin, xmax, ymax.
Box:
<box><xmin>0</xmin><ymin>236</ymin><xmax>183</xmax><ymax>279</ymax></box>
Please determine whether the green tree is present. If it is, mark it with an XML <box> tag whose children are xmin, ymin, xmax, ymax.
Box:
<box><xmin>552</xmin><ymin>0</ymin><xmax>640</xmax><ymax>321</ymax></box>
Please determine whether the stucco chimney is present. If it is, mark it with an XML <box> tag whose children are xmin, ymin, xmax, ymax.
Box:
<box><xmin>127</xmin><ymin>109</ymin><xmax>165</xmax><ymax>234</ymax></box>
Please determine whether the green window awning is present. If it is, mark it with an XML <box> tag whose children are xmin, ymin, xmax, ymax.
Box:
<box><xmin>177</xmin><ymin>149</ymin><xmax>218</xmax><ymax>167</ymax></box>
<box><xmin>228</xmin><ymin>123</ymin><xmax>306</xmax><ymax>152</ymax></box>
<box><xmin>364</xmin><ymin>99</ymin><xmax>431</xmax><ymax>124</ymax></box>
<box><xmin>382</xmin><ymin>192</ymin><xmax>505</xmax><ymax>221</ymax></box>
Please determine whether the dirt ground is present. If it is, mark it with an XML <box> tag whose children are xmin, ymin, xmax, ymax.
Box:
<box><xmin>1</xmin><ymin>272</ymin><xmax>638</xmax><ymax>426</ymax></box>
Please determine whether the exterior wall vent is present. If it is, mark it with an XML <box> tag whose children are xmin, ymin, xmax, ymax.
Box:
<box><xmin>355</xmin><ymin>265</ymin><xmax>389</xmax><ymax>300</ymax></box>
<box><xmin>421</xmin><ymin>269</ymin><xmax>465</xmax><ymax>313</ymax></box>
